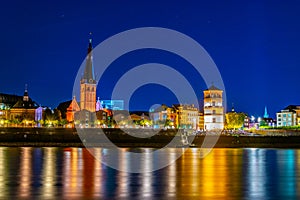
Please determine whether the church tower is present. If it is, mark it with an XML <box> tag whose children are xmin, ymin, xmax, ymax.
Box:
<box><xmin>263</xmin><ymin>106</ymin><xmax>269</xmax><ymax>118</ymax></box>
<box><xmin>80</xmin><ymin>37</ymin><xmax>96</xmax><ymax>112</ymax></box>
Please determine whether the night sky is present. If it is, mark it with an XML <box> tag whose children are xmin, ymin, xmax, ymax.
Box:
<box><xmin>1</xmin><ymin>1</ymin><xmax>300</xmax><ymax>118</ymax></box>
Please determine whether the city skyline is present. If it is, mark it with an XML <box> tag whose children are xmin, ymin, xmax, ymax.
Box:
<box><xmin>1</xmin><ymin>1</ymin><xmax>300</xmax><ymax>118</ymax></box>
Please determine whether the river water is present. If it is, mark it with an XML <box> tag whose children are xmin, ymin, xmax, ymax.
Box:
<box><xmin>0</xmin><ymin>147</ymin><xmax>299</xmax><ymax>199</ymax></box>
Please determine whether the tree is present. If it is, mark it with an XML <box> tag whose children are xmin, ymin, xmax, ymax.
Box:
<box><xmin>43</xmin><ymin>108</ymin><xmax>56</xmax><ymax>127</ymax></box>
<box><xmin>139</xmin><ymin>119</ymin><xmax>153</xmax><ymax>127</ymax></box>
<box><xmin>164</xmin><ymin>119</ymin><xmax>172</xmax><ymax>127</ymax></box>
<box><xmin>59</xmin><ymin>119</ymin><xmax>68</xmax><ymax>126</ymax></box>
<box><xmin>259</xmin><ymin>119</ymin><xmax>268</xmax><ymax>127</ymax></box>
<box><xmin>53</xmin><ymin>109</ymin><xmax>62</xmax><ymax>121</ymax></box>
<box><xmin>43</xmin><ymin>108</ymin><xmax>53</xmax><ymax>121</ymax></box>
<box><xmin>225</xmin><ymin>112</ymin><xmax>246</xmax><ymax>130</ymax></box>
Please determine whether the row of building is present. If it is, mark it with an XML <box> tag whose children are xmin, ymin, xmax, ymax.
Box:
<box><xmin>2</xmin><ymin>83</ymin><xmax>298</xmax><ymax>130</ymax></box>
<box><xmin>149</xmin><ymin>86</ymin><xmax>224</xmax><ymax>130</ymax></box>
<box><xmin>0</xmin><ymin>84</ymin><xmax>225</xmax><ymax>130</ymax></box>
<box><xmin>1</xmin><ymin>37</ymin><xmax>298</xmax><ymax>130</ymax></box>
<box><xmin>0</xmin><ymin>37</ymin><xmax>226</xmax><ymax>130</ymax></box>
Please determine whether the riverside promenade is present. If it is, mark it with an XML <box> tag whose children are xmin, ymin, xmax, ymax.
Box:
<box><xmin>0</xmin><ymin>128</ymin><xmax>300</xmax><ymax>148</ymax></box>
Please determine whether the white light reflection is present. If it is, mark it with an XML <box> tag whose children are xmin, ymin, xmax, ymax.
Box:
<box><xmin>41</xmin><ymin>148</ymin><xmax>56</xmax><ymax>198</ymax></box>
<box><xmin>247</xmin><ymin>148</ymin><xmax>267</xmax><ymax>198</ymax></box>
<box><xmin>19</xmin><ymin>147</ymin><xmax>32</xmax><ymax>198</ymax></box>
<box><xmin>93</xmin><ymin>148</ymin><xmax>103</xmax><ymax>197</ymax></box>
<box><xmin>0</xmin><ymin>148</ymin><xmax>7</xmax><ymax>198</ymax></box>
<box><xmin>140</xmin><ymin>149</ymin><xmax>153</xmax><ymax>198</ymax></box>
<box><xmin>63</xmin><ymin>149</ymin><xmax>71</xmax><ymax>197</ymax></box>
<box><xmin>167</xmin><ymin>148</ymin><xmax>177</xmax><ymax>197</ymax></box>
<box><xmin>117</xmin><ymin>148</ymin><xmax>129</xmax><ymax>198</ymax></box>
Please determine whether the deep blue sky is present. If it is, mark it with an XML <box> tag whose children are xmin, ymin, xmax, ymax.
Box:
<box><xmin>1</xmin><ymin>1</ymin><xmax>300</xmax><ymax>118</ymax></box>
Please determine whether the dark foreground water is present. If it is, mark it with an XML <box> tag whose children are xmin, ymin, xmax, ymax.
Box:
<box><xmin>0</xmin><ymin>147</ymin><xmax>299</xmax><ymax>199</ymax></box>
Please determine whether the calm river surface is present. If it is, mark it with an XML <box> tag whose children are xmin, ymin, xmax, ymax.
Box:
<box><xmin>0</xmin><ymin>147</ymin><xmax>299</xmax><ymax>199</ymax></box>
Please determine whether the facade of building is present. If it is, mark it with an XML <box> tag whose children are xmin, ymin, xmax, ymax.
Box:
<box><xmin>198</xmin><ymin>112</ymin><xmax>204</xmax><ymax>131</ymax></box>
<box><xmin>80</xmin><ymin>38</ymin><xmax>96</xmax><ymax>112</ymax></box>
<box><xmin>95</xmin><ymin>110</ymin><xmax>108</xmax><ymax>127</ymax></box>
<box><xmin>276</xmin><ymin>105</ymin><xmax>299</xmax><ymax>127</ymax></box>
<box><xmin>203</xmin><ymin>85</ymin><xmax>224</xmax><ymax>130</ymax></box>
<box><xmin>296</xmin><ymin>109</ymin><xmax>300</xmax><ymax>125</ymax></box>
<box><xmin>243</xmin><ymin>115</ymin><xmax>250</xmax><ymax>129</ymax></box>
<box><xmin>262</xmin><ymin>118</ymin><xmax>276</xmax><ymax>127</ymax></box>
<box><xmin>0</xmin><ymin>93</ymin><xmax>23</xmax><ymax>122</ymax></box>
<box><xmin>74</xmin><ymin>110</ymin><xmax>97</xmax><ymax>128</ymax></box>
<box><xmin>9</xmin><ymin>87</ymin><xmax>41</xmax><ymax>126</ymax></box>
<box><xmin>150</xmin><ymin>104</ymin><xmax>177</xmax><ymax>128</ymax></box>
<box><xmin>173</xmin><ymin>104</ymin><xmax>199</xmax><ymax>129</ymax></box>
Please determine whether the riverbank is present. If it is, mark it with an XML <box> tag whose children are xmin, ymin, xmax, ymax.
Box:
<box><xmin>0</xmin><ymin>128</ymin><xmax>300</xmax><ymax>148</ymax></box>
<box><xmin>248</xmin><ymin>129</ymin><xmax>300</xmax><ymax>136</ymax></box>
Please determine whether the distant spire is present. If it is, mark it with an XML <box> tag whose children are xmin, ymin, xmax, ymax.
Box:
<box><xmin>231</xmin><ymin>103</ymin><xmax>235</xmax><ymax>112</ymax></box>
<box><xmin>88</xmin><ymin>32</ymin><xmax>93</xmax><ymax>54</ymax></box>
<box><xmin>23</xmin><ymin>84</ymin><xmax>29</xmax><ymax>102</ymax></box>
<box><xmin>81</xmin><ymin>33</ymin><xmax>96</xmax><ymax>84</ymax></box>
<box><xmin>264</xmin><ymin>106</ymin><xmax>269</xmax><ymax>118</ymax></box>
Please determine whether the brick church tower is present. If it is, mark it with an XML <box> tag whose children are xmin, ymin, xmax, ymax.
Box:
<box><xmin>80</xmin><ymin>37</ymin><xmax>96</xmax><ymax>112</ymax></box>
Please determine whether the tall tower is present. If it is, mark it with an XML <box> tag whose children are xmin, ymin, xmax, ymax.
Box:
<box><xmin>80</xmin><ymin>37</ymin><xmax>96</xmax><ymax>112</ymax></box>
<box><xmin>203</xmin><ymin>85</ymin><xmax>224</xmax><ymax>130</ymax></box>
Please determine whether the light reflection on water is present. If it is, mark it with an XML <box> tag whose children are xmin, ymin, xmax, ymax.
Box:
<box><xmin>19</xmin><ymin>147</ymin><xmax>32</xmax><ymax>198</ymax></box>
<box><xmin>0</xmin><ymin>147</ymin><xmax>299</xmax><ymax>199</ymax></box>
